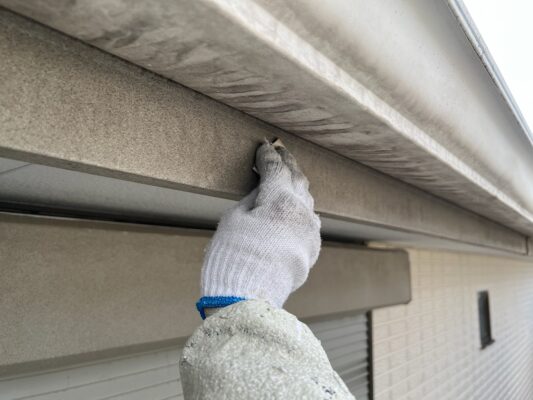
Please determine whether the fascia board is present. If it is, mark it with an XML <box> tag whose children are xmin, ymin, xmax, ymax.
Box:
<box><xmin>0</xmin><ymin>9</ymin><xmax>527</xmax><ymax>255</ymax></box>
<box><xmin>2</xmin><ymin>0</ymin><xmax>533</xmax><ymax>234</ymax></box>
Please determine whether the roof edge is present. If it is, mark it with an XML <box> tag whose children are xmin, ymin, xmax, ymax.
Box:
<box><xmin>447</xmin><ymin>0</ymin><xmax>533</xmax><ymax>149</ymax></box>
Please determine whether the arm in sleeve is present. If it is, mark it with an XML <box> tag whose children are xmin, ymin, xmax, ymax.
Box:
<box><xmin>179</xmin><ymin>299</ymin><xmax>355</xmax><ymax>400</ymax></box>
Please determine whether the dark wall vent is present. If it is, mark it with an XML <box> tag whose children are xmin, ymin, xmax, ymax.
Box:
<box><xmin>478</xmin><ymin>290</ymin><xmax>495</xmax><ymax>349</ymax></box>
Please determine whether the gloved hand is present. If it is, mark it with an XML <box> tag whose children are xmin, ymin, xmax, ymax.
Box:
<box><xmin>196</xmin><ymin>140</ymin><xmax>321</xmax><ymax>318</ymax></box>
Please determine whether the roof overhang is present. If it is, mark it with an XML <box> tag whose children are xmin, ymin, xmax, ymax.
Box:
<box><xmin>1</xmin><ymin>0</ymin><xmax>533</xmax><ymax>235</ymax></box>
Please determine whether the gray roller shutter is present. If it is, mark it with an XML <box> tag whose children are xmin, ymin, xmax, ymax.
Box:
<box><xmin>1</xmin><ymin>314</ymin><xmax>371</xmax><ymax>400</ymax></box>
<box><xmin>0</xmin><ymin>349</ymin><xmax>184</xmax><ymax>400</ymax></box>
<box><xmin>308</xmin><ymin>313</ymin><xmax>371</xmax><ymax>400</ymax></box>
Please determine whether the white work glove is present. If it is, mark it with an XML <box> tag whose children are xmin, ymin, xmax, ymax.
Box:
<box><xmin>196</xmin><ymin>140</ymin><xmax>321</xmax><ymax>318</ymax></box>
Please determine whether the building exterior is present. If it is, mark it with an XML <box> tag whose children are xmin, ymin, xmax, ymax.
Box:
<box><xmin>373</xmin><ymin>249</ymin><xmax>533</xmax><ymax>399</ymax></box>
<box><xmin>1</xmin><ymin>1</ymin><xmax>532</xmax><ymax>399</ymax></box>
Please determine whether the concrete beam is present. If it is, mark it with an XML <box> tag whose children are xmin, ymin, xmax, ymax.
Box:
<box><xmin>0</xmin><ymin>213</ymin><xmax>410</xmax><ymax>375</ymax></box>
<box><xmin>0</xmin><ymin>9</ymin><xmax>527</xmax><ymax>254</ymax></box>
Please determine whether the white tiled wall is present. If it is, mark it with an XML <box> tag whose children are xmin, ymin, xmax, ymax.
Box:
<box><xmin>372</xmin><ymin>249</ymin><xmax>533</xmax><ymax>400</ymax></box>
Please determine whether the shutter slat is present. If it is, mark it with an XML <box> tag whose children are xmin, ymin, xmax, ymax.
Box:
<box><xmin>1</xmin><ymin>349</ymin><xmax>184</xmax><ymax>400</ymax></box>
<box><xmin>308</xmin><ymin>313</ymin><xmax>370</xmax><ymax>398</ymax></box>
<box><xmin>309</xmin><ymin>315</ymin><xmax>366</xmax><ymax>333</ymax></box>
<box><xmin>339</xmin><ymin>364</ymin><xmax>368</xmax><ymax>381</ymax></box>
<box><xmin>321</xmin><ymin>335</ymin><xmax>368</xmax><ymax>353</ymax></box>
<box><xmin>317</xmin><ymin>327</ymin><xmax>368</xmax><ymax>343</ymax></box>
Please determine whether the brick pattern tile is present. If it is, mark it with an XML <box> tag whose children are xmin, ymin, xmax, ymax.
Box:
<box><xmin>372</xmin><ymin>250</ymin><xmax>533</xmax><ymax>400</ymax></box>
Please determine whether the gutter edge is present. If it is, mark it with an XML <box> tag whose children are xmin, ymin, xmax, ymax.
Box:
<box><xmin>447</xmin><ymin>0</ymin><xmax>533</xmax><ymax>149</ymax></box>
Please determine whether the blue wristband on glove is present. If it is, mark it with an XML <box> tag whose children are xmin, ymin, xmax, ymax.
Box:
<box><xmin>196</xmin><ymin>296</ymin><xmax>246</xmax><ymax>319</ymax></box>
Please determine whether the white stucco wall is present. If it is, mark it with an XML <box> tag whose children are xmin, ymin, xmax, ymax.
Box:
<box><xmin>372</xmin><ymin>249</ymin><xmax>533</xmax><ymax>400</ymax></box>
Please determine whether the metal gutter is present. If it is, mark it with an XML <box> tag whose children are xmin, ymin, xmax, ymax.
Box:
<box><xmin>447</xmin><ymin>0</ymin><xmax>533</xmax><ymax>149</ymax></box>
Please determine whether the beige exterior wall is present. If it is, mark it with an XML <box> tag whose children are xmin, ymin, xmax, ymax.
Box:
<box><xmin>372</xmin><ymin>249</ymin><xmax>533</xmax><ymax>400</ymax></box>
<box><xmin>0</xmin><ymin>213</ymin><xmax>409</xmax><ymax>375</ymax></box>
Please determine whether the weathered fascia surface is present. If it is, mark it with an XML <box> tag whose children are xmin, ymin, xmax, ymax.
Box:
<box><xmin>2</xmin><ymin>0</ymin><xmax>533</xmax><ymax>235</ymax></box>
<box><xmin>0</xmin><ymin>10</ymin><xmax>525</xmax><ymax>255</ymax></box>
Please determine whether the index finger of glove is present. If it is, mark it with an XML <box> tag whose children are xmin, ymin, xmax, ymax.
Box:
<box><xmin>254</xmin><ymin>141</ymin><xmax>294</xmax><ymax>207</ymax></box>
<box><xmin>255</xmin><ymin>141</ymin><xmax>292</xmax><ymax>186</ymax></box>
<box><xmin>277</xmin><ymin>146</ymin><xmax>311</xmax><ymax>187</ymax></box>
